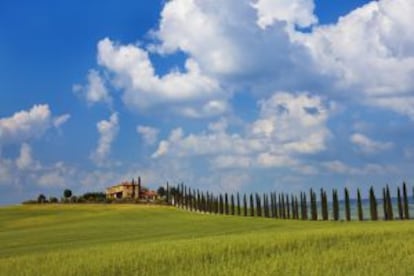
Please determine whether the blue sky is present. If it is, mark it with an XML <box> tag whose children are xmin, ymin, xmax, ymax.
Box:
<box><xmin>1</xmin><ymin>0</ymin><xmax>414</xmax><ymax>204</ymax></box>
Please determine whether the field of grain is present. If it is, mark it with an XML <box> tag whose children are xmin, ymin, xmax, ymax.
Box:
<box><xmin>1</xmin><ymin>204</ymin><xmax>413</xmax><ymax>275</ymax></box>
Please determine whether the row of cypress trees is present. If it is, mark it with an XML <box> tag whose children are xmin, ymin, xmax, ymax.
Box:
<box><xmin>171</xmin><ymin>182</ymin><xmax>411</xmax><ymax>221</ymax></box>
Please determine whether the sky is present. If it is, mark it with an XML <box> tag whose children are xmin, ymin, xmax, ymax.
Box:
<box><xmin>1</xmin><ymin>0</ymin><xmax>414</xmax><ymax>205</ymax></box>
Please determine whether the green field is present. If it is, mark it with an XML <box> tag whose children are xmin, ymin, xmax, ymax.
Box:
<box><xmin>1</xmin><ymin>204</ymin><xmax>414</xmax><ymax>275</ymax></box>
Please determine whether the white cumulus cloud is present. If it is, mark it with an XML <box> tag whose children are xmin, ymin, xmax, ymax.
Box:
<box><xmin>91</xmin><ymin>113</ymin><xmax>119</xmax><ymax>165</ymax></box>
<box><xmin>350</xmin><ymin>133</ymin><xmax>393</xmax><ymax>153</ymax></box>
<box><xmin>73</xmin><ymin>69</ymin><xmax>112</xmax><ymax>106</ymax></box>
<box><xmin>0</xmin><ymin>104</ymin><xmax>70</xmax><ymax>147</ymax></box>
<box><xmin>153</xmin><ymin>92</ymin><xmax>332</xmax><ymax>169</ymax></box>
<box><xmin>137</xmin><ymin>125</ymin><xmax>159</xmax><ymax>145</ymax></box>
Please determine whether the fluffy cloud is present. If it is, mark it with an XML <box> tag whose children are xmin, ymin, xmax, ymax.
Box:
<box><xmin>97</xmin><ymin>38</ymin><xmax>227</xmax><ymax>117</ymax></box>
<box><xmin>73</xmin><ymin>69</ymin><xmax>111</xmax><ymax>106</ymax></box>
<box><xmin>0</xmin><ymin>104</ymin><xmax>70</xmax><ymax>147</ymax></box>
<box><xmin>350</xmin><ymin>133</ymin><xmax>393</xmax><ymax>153</ymax></box>
<box><xmin>301</xmin><ymin>0</ymin><xmax>414</xmax><ymax>117</ymax></box>
<box><xmin>0</xmin><ymin>144</ymin><xmax>74</xmax><ymax>190</ymax></box>
<box><xmin>15</xmin><ymin>143</ymin><xmax>34</xmax><ymax>170</ymax></box>
<box><xmin>91</xmin><ymin>113</ymin><xmax>119</xmax><ymax>165</ymax></box>
<box><xmin>137</xmin><ymin>126</ymin><xmax>159</xmax><ymax>145</ymax></box>
<box><xmin>153</xmin><ymin>92</ymin><xmax>332</xmax><ymax>169</ymax></box>
<box><xmin>252</xmin><ymin>0</ymin><xmax>317</xmax><ymax>29</ymax></box>
<box><xmin>152</xmin><ymin>0</ymin><xmax>315</xmax><ymax>87</ymax></box>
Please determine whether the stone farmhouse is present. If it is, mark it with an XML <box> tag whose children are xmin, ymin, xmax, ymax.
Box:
<box><xmin>105</xmin><ymin>177</ymin><xmax>158</xmax><ymax>200</ymax></box>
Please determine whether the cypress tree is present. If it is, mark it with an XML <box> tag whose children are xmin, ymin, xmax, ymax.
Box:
<box><xmin>189</xmin><ymin>189</ymin><xmax>193</xmax><ymax>212</ymax></box>
<box><xmin>320</xmin><ymin>189</ymin><xmax>324</xmax><ymax>220</ymax></box>
<box><xmin>295</xmin><ymin>195</ymin><xmax>299</xmax><ymax>220</ymax></box>
<box><xmin>403</xmin><ymin>182</ymin><xmax>410</xmax><ymax>219</ymax></box>
<box><xmin>279</xmin><ymin>194</ymin><xmax>283</xmax><ymax>218</ymax></box>
<box><xmin>225</xmin><ymin>193</ymin><xmax>229</xmax><ymax>215</ymax></box>
<box><xmin>237</xmin><ymin>193</ymin><xmax>241</xmax><ymax>216</ymax></box>
<box><xmin>270</xmin><ymin>193</ymin><xmax>275</xmax><ymax>218</ymax></box>
<box><xmin>320</xmin><ymin>189</ymin><xmax>328</xmax><ymax>221</ymax></box>
<box><xmin>310</xmin><ymin>189</ymin><xmax>318</xmax><ymax>221</ymax></box>
<box><xmin>300</xmin><ymin>192</ymin><xmax>305</xmax><ymax>220</ymax></box>
<box><xmin>386</xmin><ymin>185</ymin><xmax>393</xmax><ymax>220</ymax></box>
<box><xmin>231</xmin><ymin>194</ymin><xmax>235</xmax><ymax>215</ymax></box>
<box><xmin>344</xmin><ymin>187</ymin><xmax>351</xmax><ymax>221</ymax></box>
<box><xmin>382</xmin><ymin>187</ymin><xmax>388</xmax><ymax>220</ymax></box>
<box><xmin>219</xmin><ymin>194</ymin><xmax>224</xmax><ymax>214</ymax></box>
<box><xmin>243</xmin><ymin>194</ymin><xmax>248</xmax><ymax>216</ymax></box>
<box><xmin>206</xmin><ymin>192</ymin><xmax>210</xmax><ymax>213</ymax></box>
<box><xmin>291</xmin><ymin>195</ymin><xmax>295</xmax><ymax>219</ymax></box>
<box><xmin>303</xmin><ymin>192</ymin><xmax>308</xmax><ymax>220</ymax></box>
<box><xmin>196</xmin><ymin>190</ymin><xmax>200</xmax><ymax>212</ymax></box>
<box><xmin>357</xmin><ymin>188</ymin><xmax>363</xmax><ymax>221</ymax></box>
<box><xmin>250</xmin><ymin>194</ymin><xmax>255</xmax><ymax>217</ymax></box>
<box><xmin>286</xmin><ymin>194</ymin><xmax>291</xmax><ymax>219</ymax></box>
<box><xmin>333</xmin><ymin>189</ymin><xmax>339</xmax><ymax>221</ymax></box>
<box><xmin>256</xmin><ymin>193</ymin><xmax>262</xmax><ymax>217</ymax></box>
<box><xmin>397</xmin><ymin>187</ymin><xmax>403</xmax><ymax>220</ymax></box>
<box><xmin>184</xmin><ymin>185</ymin><xmax>188</xmax><ymax>209</ymax></box>
<box><xmin>273</xmin><ymin>193</ymin><xmax>278</xmax><ymax>218</ymax></box>
<box><xmin>323</xmin><ymin>190</ymin><xmax>329</xmax><ymax>220</ymax></box>
<box><xmin>369</xmin><ymin>187</ymin><xmax>378</xmax><ymax>221</ymax></box>
<box><xmin>263</xmin><ymin>194</ymin><xmax>268</xmax><ymax>218</ymax></box>
<box><xmin>194</xmin><ymin>189</ymin><xmax>198</xmax><ymax>212</ymax></box>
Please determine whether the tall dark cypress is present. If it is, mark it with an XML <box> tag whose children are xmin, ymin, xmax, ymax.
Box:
<box><xmin>189</xmin><ymin>189</ymin><xmax>193</xmax><ymax>212</ymax></box>
<box><xmin>344</xmin><ymin>187</ymin><xmax>351</xmax><ymax>221</ymax></box>
<box><xmin>294</xmin><ymin>195</ymin><xmax>299</xmax><ymax>219</ymax></box>
<box><xmin>369</xmin><ymin>187</ymin><xmax>378</xmax><ymax>221</ymax></box>
<box><xmin>243</xmin><ymin>194</ymin><xmax>247</xmax><ymax>216</ymax></box>
<box><xmin>290</xmin><ymin>195</ymin><xmax>295</xmax><ymax>219</ymax></box>
<box><xmin>230</xmin><ymin>194</ymin><xmax>235</xmax><ymax>215</ymax></box>
<box><xmin>303</xmin><ymin>192</ymin><xmax>308</xmax><ymax>220</ymax></box>
<box><xmin>300</xmin><ymin>192</ymin><xmax>305</xmax><ymax>220</ymax></box>
<box><xmin>250</xmin><ymin>194</ymin><xmax>255</xmax><ymax>217</ymax></box>
<box><xmin>256</xmin><ymin>193</ymin><xmax>262</xmax><ymax>217</ymax></box>
<box><xmin>323</xmin><ymin>190</ymin><xmax>329</xmax><ymax>220</ymax></box>
<box><xmin>386</xmin><ymin>185</ymin><xmax>393</xmax><ymax>220</ymax></box>
<box><xmin>403</xmin><ymin>182</ymin><xmax>410</xmax><ymax>219</ymax></box>
<box><xmin>279</xmin><ymin>194</ymin><xmax>284</xmax><ymax>219</ymax></box>
<box><xmin>397</xmin><ymin>187</ymin><xmax>403</xmax><ymax>220</ymax></box>
<box><xmin>333</xmin><ymin>189</ymin><xmax>339</xmax><ymax>221</ymax></box>
<box><xmin>263</xmin><ymin>194</ymin><xmax>268</xmax><ymax>218</ymax></box>
<box><xmin>273</xmin><ymin>193</ymin><xmax>278</xmax><ymax>218</ymax></box>
<box><xmin>184</xmin><ymin>185</ymin><xmax>188</xmax><ymax>209</ymax></box>
<box><xmin>219</xmin><ymin>194</ymin><xmax>224</xmax><ymax>214</ymax></box>
<box><xmin>225</xmin><ymin>193</ymin><xmax>229</xmax><ymax>215</ymax></box>
<box><xmin>357</xmin><ymin>188</ymin><xmax>363</xmax><ymax>221</ymax></box>
<box><xmin>382</xmin><ymin>187</ymin><xmax>388</xmax><ymax>220</ymax></box>
<box><xmin>320</xmin><ymin>189</ymin><xmax>328</xmax><ymax>221</ymax></box>
<box><xmin>286</xmin><ymin>194</ymin><xmax>290</xmax><ymax>219</ymax></box>
<box><xmin>310</xmin><ymin>189</ymin><xmax>318</xmax><ymax>221</ymax></box>
<box><xmin>270</xmin><ymin>193</ymin><xmax>275</xmax><ymax>218</ymax></box>
<box><xmin>382</xmin><ymin>188</ymin><xmax>388</xmax><ymax>220</ymax></box>
<box><xmin>204</xmin><ymin>193</ymin><xmax>209</xmax><ymax>213</ymax></box>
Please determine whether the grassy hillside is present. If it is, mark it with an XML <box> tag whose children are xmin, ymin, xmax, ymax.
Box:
<box><xmin>1</xmin><ymin>204</ymin><xmax>413</xmax><ymax>275</ymax></box>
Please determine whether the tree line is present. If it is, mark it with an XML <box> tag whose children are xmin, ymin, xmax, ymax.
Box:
<box><xmin>166</xmin><ymin>182</ymin><xmax>412</xmax><ymax>221</ymax></box>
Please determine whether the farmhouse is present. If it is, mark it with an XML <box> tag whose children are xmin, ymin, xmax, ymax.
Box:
<box><xmin>106</xmin><ymin>181</ymin><xmax>140</xmax><ymax>199</ymax></box>
<box><xmin>105</xmin><ymin>177</ymin><xmax>158</xmax><ymax>200</ymax></box>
